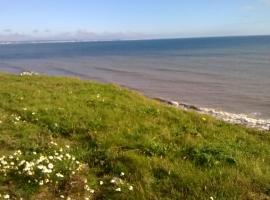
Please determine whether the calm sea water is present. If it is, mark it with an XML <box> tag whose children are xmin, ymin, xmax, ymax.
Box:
<box><xmin>0</xmin><ymin>36</ymin><xmax>270</xmax><ymax>118</ymax></box>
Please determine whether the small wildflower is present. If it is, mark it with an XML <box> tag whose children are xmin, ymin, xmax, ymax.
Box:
<box><xmin>56</xmin><ymin>172</ymin><xmax>64</xmax><ymax>178</ymax></box>
<box><xmin>99</xmin><ymin>180</ymin><xmax>104</xmax><ymax>185</ymax></box>
<box><xmin>66</xmin><ymin>153</ymin><xmax>71</xmax><ymax>159</ymax></box>
<box><xmin>84</xmin><ymin>185</ymin><xmax>90</xmax><ymax>190</ymax></box>
<box><xmin>42</xmin><ymin>168</ymin><xmax>52</xmax><ymax>174</ymax></box>
<box><xmin>28</xmin><ymin>171</ymin><xmax>34</xmax><ymax>176</ymax></box>
<box><xmin>110</xmin><ymin>179</ymin><xmax>116</xmax><ymax>184</ymax></box>
<box><xmin>3</xmin><ymin>194</ymin><xmax>10</xmax><ymax>199</ymax></box>
<box><xmin>37</xmin><ymin>165</ymin><xmax>44</xmax><ymax>170</ymax></box>
<box><xmin>210</xmin><ymin>197</ymin><xmax>214</xmax><ymax>200</ymax></box>
<box><xmin>50</xmin><ymin>141</ymin><xmax>58</xmax><ymax>146</ymax></box>
<box><xmin>48</xmin><ymin>163</ymin><xmax>54</xmax><ymax>169</ymax></box>
<box><xmin>120</xmin><ymin>172</ymin><xmax>125</xmax><ymax>176</ymax></box>
<box><xmin>202</xmin><ymin>117</ymin><xmax>207</xmax><ymax>121</ymax></box>
<box><xmin>129</xmin><ymin>185</ymin><xmax>134</xmax><ymax>191</ymax></box>
<box><xmin>115</xmin><ymin>187</ymin><xmax>121</xmax><ymax>192</ymax></box>
<box><xmin>60</xmin><ymin>195</ymin><xmax>65</xmax><ymax>199</ymax></box>
<box><xmin>89</xmin><ymin>189</ymin><xmax>95</xmax><ymax>194</ymax></box>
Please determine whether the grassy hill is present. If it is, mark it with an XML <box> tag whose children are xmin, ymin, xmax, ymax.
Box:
<box><xmin>0</xmin><ymin>73</ymin><xmax>269</xmax><ymax>200</ymax></box>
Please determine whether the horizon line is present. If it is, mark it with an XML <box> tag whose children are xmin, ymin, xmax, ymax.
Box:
<box><xmin>1</xmin><ymin>34</ymin><xmax>270</xmax><ymax>45</ymax></box>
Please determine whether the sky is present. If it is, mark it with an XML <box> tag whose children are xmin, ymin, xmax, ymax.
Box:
<box><xmin>1</xmin><ymin>0</ymin><xmax>270</xmax><ymax>41</ymax></box>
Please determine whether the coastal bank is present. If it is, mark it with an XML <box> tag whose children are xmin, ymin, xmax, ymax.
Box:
<box><xmin>0</xmin><ymin>72</ymin><xmax>269</xmax><ymax>199</ymax></box>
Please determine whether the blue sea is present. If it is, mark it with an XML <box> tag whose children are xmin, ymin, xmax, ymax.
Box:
<box><xmin>0</xmin><ymin>36</ymin><xmax>270</xmax><ymax>119</ymax></box>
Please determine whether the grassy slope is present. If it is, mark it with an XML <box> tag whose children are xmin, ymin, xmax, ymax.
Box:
<box><xmin>0</xmin><ymin>73</ymin><xmax>269</xmax><ymax>200</ymax></box>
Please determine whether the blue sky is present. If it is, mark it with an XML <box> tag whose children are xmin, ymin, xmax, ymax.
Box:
<box><xmin>1</xmin><ymin>0</ymin><xmax>270</xmax><ymax>41</ymax></box>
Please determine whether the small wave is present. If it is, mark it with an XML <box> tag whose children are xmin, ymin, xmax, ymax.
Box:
<box><xmin>155</xmin><ymin>97</ymin><xmax>270</xmax><ymax>131</ymax></box>
<box><xmin>94</xmin><ymin>67</ymin><xmax>143</xmax><ymax>76</ymax></box>
<box><xmin>199</xmin><ymin>107</ymin><xmax>270</xmax><ymax>131</ymax></box>
<box><xmin>48</xmin><ymin>67</ymin><xmax>92</xmax><ymax>79</ymax></box>
<box><xmin>154</xmin><ymin>67</ymin><xmax>222</xmax><ymax>78</ymax></box>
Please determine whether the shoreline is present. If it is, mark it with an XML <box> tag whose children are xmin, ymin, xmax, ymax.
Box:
<box><xmin>18</xmin><ymin>71</ymin><xmax>270</xmax><ymax>131</ymax></box>
<box><xmin>154</xmin><ymin>97</ymin><xmax>270</xmax><ymax>131</ymax></box>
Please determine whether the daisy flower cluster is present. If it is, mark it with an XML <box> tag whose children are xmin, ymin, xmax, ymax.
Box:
<box><xmin>0</xmin><ymin>141</ymin><xmax>94</xmax><ymax>199</ymax></box>
<box><xmin>10</xmin><ymin>113</ymin><xmax>26</xmax><ymax>125</ymax></box>
<box><xmin>107</xmin><ymin>173</ymin><xmax>134</xmax><ymax>193</ymax></box>
<box><xmin>0</xmin><ymin>140</ymin><xmax>135</xmax><ymax>199</ymax></box>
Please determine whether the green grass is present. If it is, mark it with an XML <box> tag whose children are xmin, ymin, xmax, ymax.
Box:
<box><xmin>0</xmin><ymin>73</ymin><xmax>269</xmax><ymax>200</ymax></box>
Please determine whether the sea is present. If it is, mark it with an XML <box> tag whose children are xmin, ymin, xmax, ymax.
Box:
<box><xmin>0</xmin><ymin>35</ymin><xmax>270</xmax><ymax>119</ymax></box>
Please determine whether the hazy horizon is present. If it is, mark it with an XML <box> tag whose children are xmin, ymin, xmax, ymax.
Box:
<box><xmin>1</xmin><ymin>33</ymin><xmax>270</xmax><ymax>44</ymax></box>
<box><xmin>1</xmin><ymin>0</ymin><xmax>270</xmax><ymax>42</ymax></box>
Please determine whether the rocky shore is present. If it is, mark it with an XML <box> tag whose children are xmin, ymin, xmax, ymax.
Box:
<box><xmin>154</xmin><ymin>97</ymin><xmax>270</xmax><ymax>131</ymax></box>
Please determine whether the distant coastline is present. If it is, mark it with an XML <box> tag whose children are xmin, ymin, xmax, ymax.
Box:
<box><xmin>1</xmin><ymin>34</ymin><xmax>270</xmax><ymax>45</ymax></box>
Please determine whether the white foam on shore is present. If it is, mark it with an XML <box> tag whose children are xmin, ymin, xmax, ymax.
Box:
<box><xmin>198</xmin><ymin>107</ymin><xmax>270</xmax><ymax>131</ymax></box>
<box><xmin>154</xmin><ymin>97</ymin><xmax>270</xmax><ymax>131</ymax></box>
